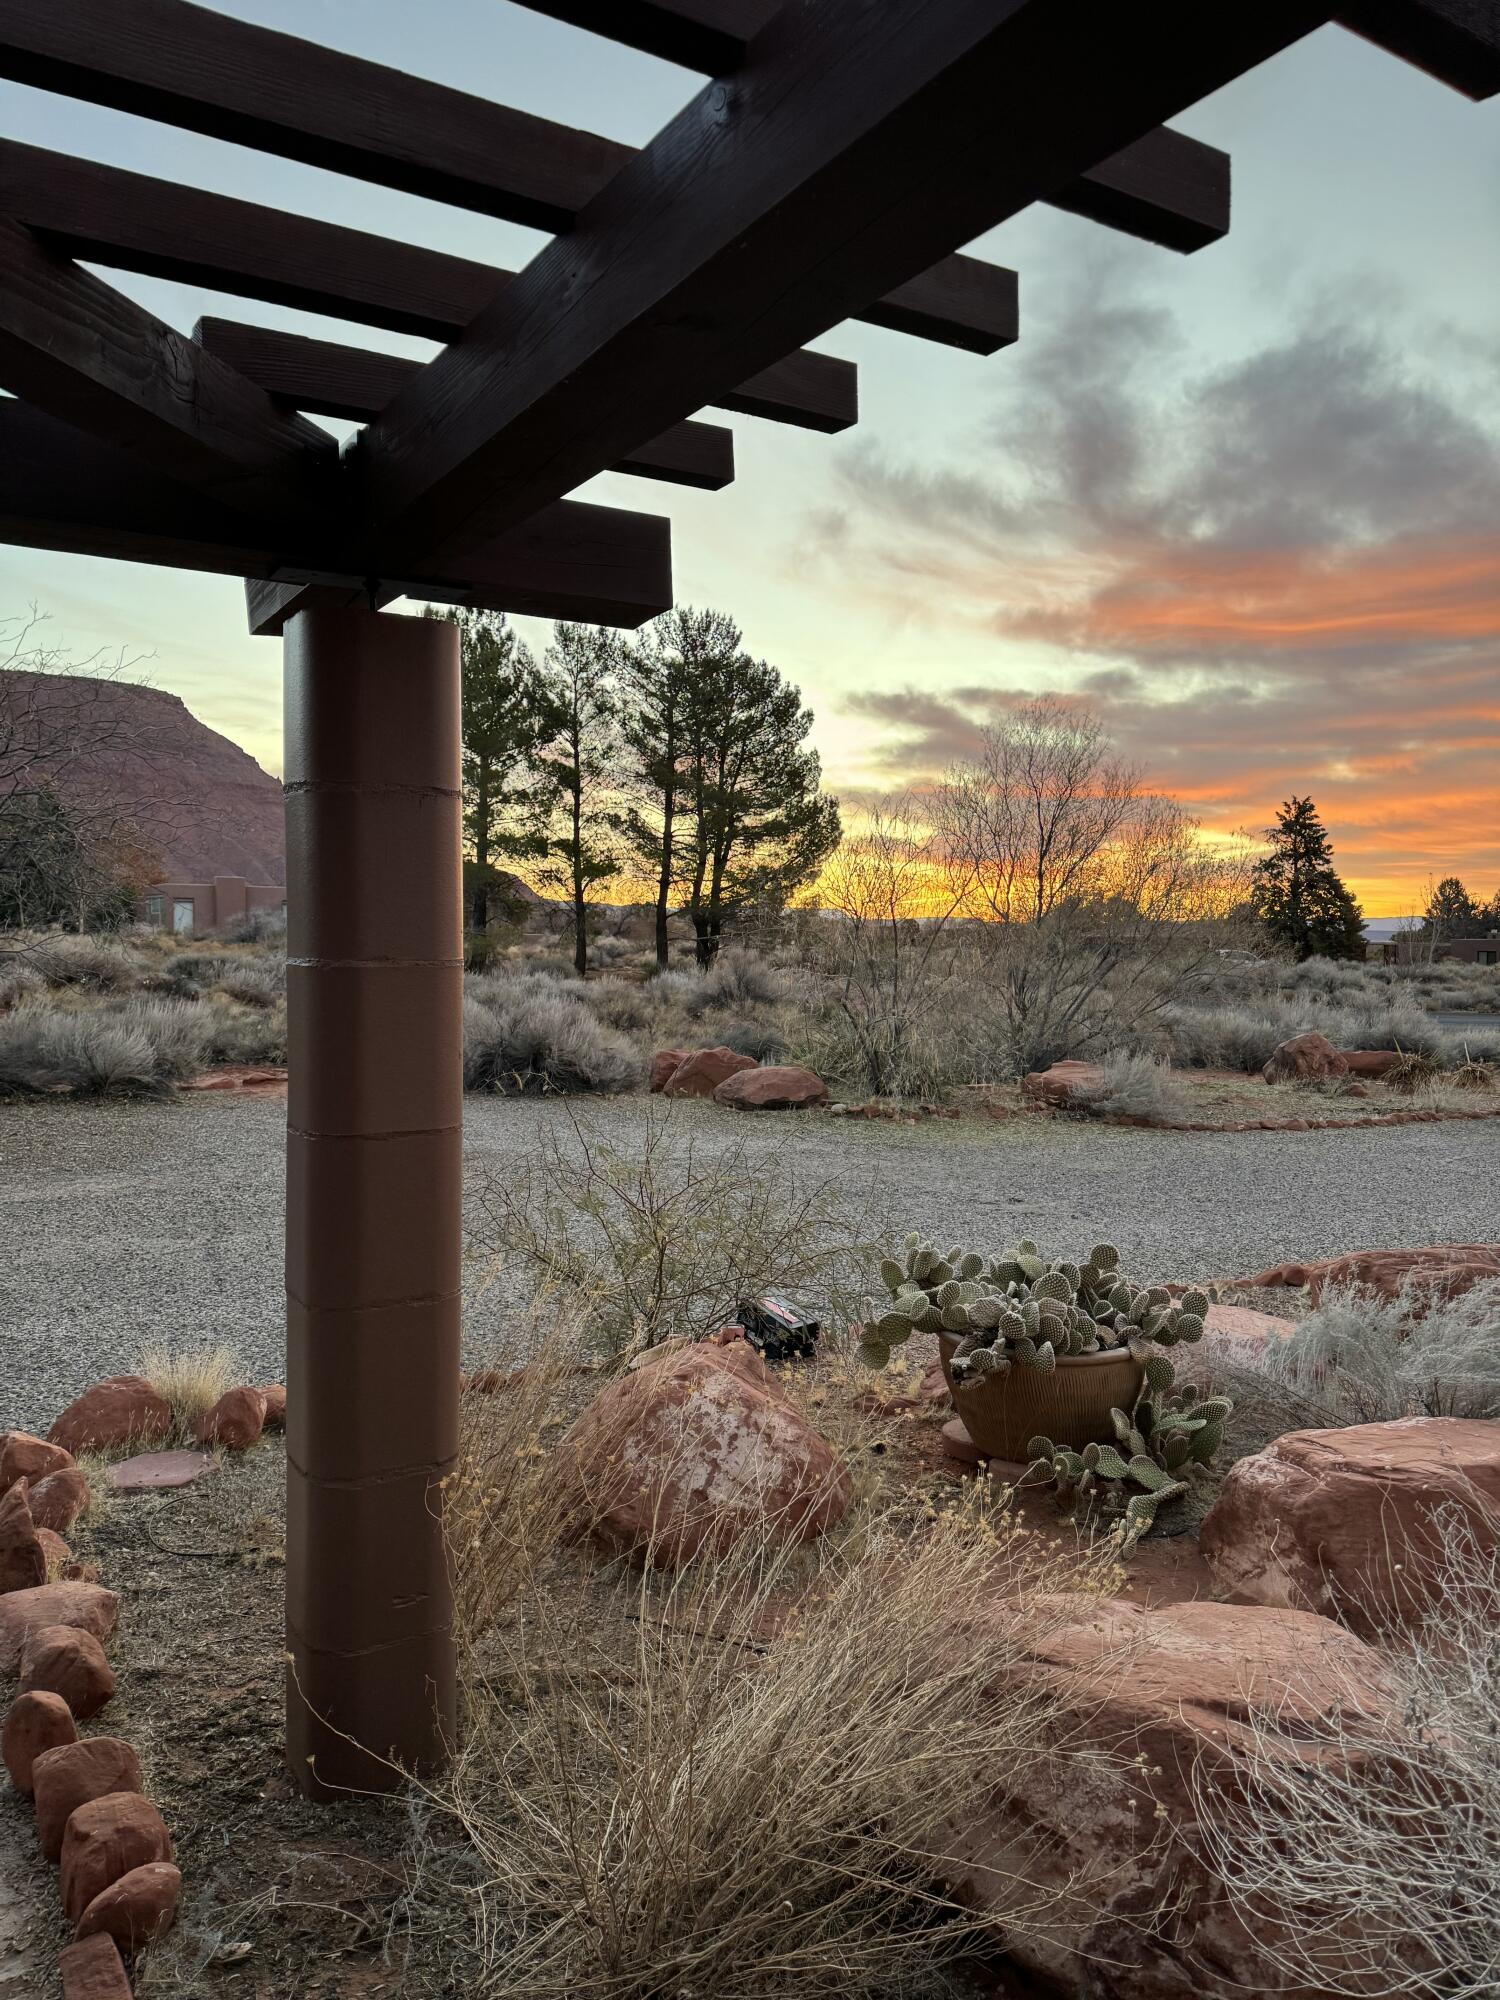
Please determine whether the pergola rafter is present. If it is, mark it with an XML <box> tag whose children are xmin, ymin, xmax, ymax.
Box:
<box><xmin>0</xmin><ymin>0</ymin><xmax>1485</xmax><ymax>1799</ymax></box>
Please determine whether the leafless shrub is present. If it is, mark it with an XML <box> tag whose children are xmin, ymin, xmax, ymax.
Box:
<box><xmin>408</xmin><ymin>1483</ymin><xmax>1126</xmax><ymax>2000</ymax></box>
<box><xmin>1070</xmin><ymin>1050</ymin><xmax>1193</xmax><ymax>1124</ymax></box>
<box><xmin>463</xmin><ymin>973</ymin><xmax>639</xmax><ymax>1095</ymax></box>
<box><xmin>1196</xmin><ymin>1517</ymin><xmax>1500</xmax><ymax>1999</ymax></box>
<box><xmin>474</xmin><ymin>1098</ymin><xmax>865</xmax><ymax>1359</ymax></box>
<box><xmin>220</xmin><ymin>903</ymin><xmax>287</xmax><ymax>943</ymax></box>
<box><xmin>0</xmin><ymin>1002</ymin><xmax>156</xmax><ymax>1095</ymax></box>
<box><xmin>0</xmin><ymin>956</ymin><xmax>44</xmax><ymax>1010</ymax></box>
<box><xmin>199</xmin><ymin>997</ymin><xmax>287</xmax><ymax>1066</ymax></box>
<box><xmin>217</xmin><ymin>957</ymin><xmax>286</xmax><ymax>1008</ymax></box>
<box><xmin>26</xmin><ymin>931</ymin><xmax>140</xmax><ymax>990</ymax></box>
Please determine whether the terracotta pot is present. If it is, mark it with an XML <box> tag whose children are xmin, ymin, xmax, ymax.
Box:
<box><xmin>936</xmin><ymin>1333</ymin><xmax>1143</xmax><ymax>1461</ymax></box>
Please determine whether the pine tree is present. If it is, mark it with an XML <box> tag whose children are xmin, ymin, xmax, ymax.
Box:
<box><xmin>537</xmin><ymin>623</ymin><xmax>622</xmax><ymax>976</ymax></box>
<box><xmin>436</xmin><ymin>609</ymin><xmax>561</xmax><ymax>932</ymax></box>
<box><xmin>1424</xmin><ymin>875</ymin><xmax>1480</xmax><ymax>940</ymax></box>
<box><xmin>675</xmin><ymin>653</ymin><xmax>842</xmax><ymax>966</ymax></box>
<box><xmin>617</xmin><ymin>606</ymin><xmax>742</xmax><ymax>968</ymax></box>
<box><xmin>1251</xmin><ymin>796</ymin><xmax>1365</xmax><ymax>961</ymax></box>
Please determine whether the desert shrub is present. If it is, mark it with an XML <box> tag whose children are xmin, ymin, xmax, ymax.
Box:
<box><xmin>220</xmin><ymin>904</ymin><xmax>287</xmax><ymax>944</ymax></box>
<box><xmin>200</xmin><ymin>998</ymin><xmax>287</xmax><ymax>1066</ymax></box>
<box><xmin>587</xmin><ymin>933</ymin><xmax>635</xmax><ymax>967</ymax></box>
<box><xmin>1454</xmin><ymin>1054</ymin><xmax>1496</xmax><ymax>1091</ymax></box>
<box><xmin>1198</xmin><ymin>1519</ymin><xmax>1500</xmax><ymax>2000</ymax></box>
<box><xmin>474</xmin><ymin>1099</ymin><xmax>865</xmax><ymax>1358</ymax></box>
<box><xmin>107</xmin><ymin>997</ymin><xmax>210</xmax><ymax>1082</ymax></box>
<box><xmin>1223</xmin><ymin>1279</ymin><xmax>1500</xmax><ymax>1432</ymax></box>
<box><xmin>643</xmin><ymin>965</ymin><xmax>699</xmax><ymax>1007</ymax></box>
<box><xmin>157</xmin><ymin>951</ymin><xmax>235</xmax><ymax>997</ymax></box>
<box><xmin>463</xmin><ymin>973</ymin><xmax>638</xmax><ymax>1095</ymax></box>
<box><xmin>0</xmin><ymin>958</ymin><xmax>44</xmax><ymax>1010</ymax></box>
<box><xmin>1073</xmin><ymin>1050</ymin><xmax>1193</xmax><ymax>1124</ymax></box>
<box><xmin>697</xmin><ymin>1009</ymin><xmax>791</xmax><ymax>1062</ymax></box>
<box><xmin>216</xmin><ymin>957</ymin><xmax>285</xmax><ymax>1008</ymax></box>
<box><xmin>1383</xmin><ymin>1048</ymin><xmax>1440</xmax><ymax>1092</ymax></box>
<box><xmin>0</xmin><ymin>1003</ymin><xmax>159</xmax><ymax>1095</ymax></box>
<box><xmin>27</xmin><ymin>932</ymin><xmax>139</xmax><ymax>990</ymax></box>
<box><xmin>138</xmin><ymin>1341</ymin><xmax>238</xmax><ymax>1439</ymax></box>
<box><xmin>1158</xmin><ymin>1001</ymin><xmax>1285</xmax><ymax>1071</ymax></box>
<box><xmin>578</xmin><ymin>976</ymin><xmax>655</xmax><ymax>1036</ymax></box>
<box><xmin>409</xmin><ymin>1484</ymin><xmax>1125</xmax><ymax>2000</ymax></box>
<box><xmin>694</xmin><ymin>946</ymin><xmax>795</xmax><ymax>1014</ymax></box>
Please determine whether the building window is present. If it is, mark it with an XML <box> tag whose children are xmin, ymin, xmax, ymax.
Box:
<box><xmin>1480</xmin><ymin>950</ymin><xmax>1497</xmax><ymax>967</ymax></box>
<box><xmin>172</xmin><ymin>899</ymin><xmax>195</xmax><ymax>934</ymax></box>
<box><xmin>145</xmin><ymin>895</ymin><xmax>163</xmax><ymax>923</ymax></box>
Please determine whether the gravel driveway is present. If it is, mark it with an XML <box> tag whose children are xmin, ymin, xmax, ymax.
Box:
<box><xmin>2</xmin><ymin>1094</ymin><xmax>1494</xmax><ymax>1432</ymax></box>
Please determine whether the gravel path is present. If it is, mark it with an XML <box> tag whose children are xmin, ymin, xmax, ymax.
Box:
<box><xmin>2</xmin><ymin>1094</ymin><xmax>1495</xmax><ymax>1432</ymax></box>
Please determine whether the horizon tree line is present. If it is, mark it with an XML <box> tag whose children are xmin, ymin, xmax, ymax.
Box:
<box><xmin>440</xmin><ymin>604</ymin><xmax>842</xmax><ymax>974</ymax></box>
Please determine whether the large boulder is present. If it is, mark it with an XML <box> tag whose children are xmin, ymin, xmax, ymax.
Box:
<box><xmin>1022</xmin><ymin>1059</ymin><xmax>1105</xmax><ymax>1108</ymax></box>
<box><xmin>58</xmin><ymin>1934</ymin><xmax>132</xmax><ymax>2000</ymax></box>
<box><xmin>1242</xmin><ymin>1243</ymin><xmax>1500</xmax><ymax>1306</ymax></box>
<box><xmin>0</xmin><ymin>1582</ymin><xmax>118</xmax><ymax>1671</ymax></box>
<box><xmin>32</xmin><ymin>1737</ymin><xmax>144</xmax><ymax>1861</ymax></box>
<box><xmin>196</xmin><ymin>1385</ymin><xmax>266</xmax><ymax>1451</ymax></box>
<box><xmin>0</xmin><ymin>1431</ymin><xmax>76</xmax><ymax>1492</ymax></box>
<box><xmin>20</xmin><ymin>1624</ymin><xmax>115</xmax><ymax>1721</ymax></box>
<box><xmin>661</xmin><ymin>1046</ymin><xmax>756</xmax><ymax>1099</ymax></box>
<box><xmin>1201</xmin><ymin>1417</ymin><xmax>1500</xmax><ymax>1638</ymax></box>
<box><xmin>28</xmin><ymin>1465</ymin><xmax>90</xmax><ymax>1534</ymax></box>
<box><xmin>558</xmin><ymin>1337</ymin><xmax>850</xmax><ymax>1565</ymax></box>
<box><xmin>1341</xmin><ymin>1048</ymin><xmax>1403</xmax><ymax>1078</ymax></box>
<box><xmin>1261</xmin><ymin>1031</ymin><xmax>1348</xmax><ymax>1083</ymax></box>
<box><xmin>2</xmin><ymin>1689</ymin><xmax>77</xmax><ymax>1793</ymax></box>
<box><xmin>649</xmin><ymin>1047</ymin><xmax>690</xmax><ymax>1093</ymax></box>
<box><xmin>75</xmin><ymin>1861</ymin><xmax>182</xmax><ymax>1952</ymax></box>
<box><xmin>713</xmin><ymin>1063</ymin><xmax>829</xmax><ymax>1111</ymax></box>
<box><xmin>0</xmin><ymin>1480</ymin><xmax>45</xmax><ymax>1595</ymax></box>
<box><xmin>948</xmin><ymin>1597</ymin><xmax>1395</xmax><ymax>2000</ymax></box>
<box><xmin>49</xmin><ymin>1377</ymin><xmax>172</xmax><ymax>1457</ymax></box>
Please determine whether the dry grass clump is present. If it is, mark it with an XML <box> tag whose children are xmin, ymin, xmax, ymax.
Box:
<box><xmin>1196</xmin><ymin>1517</ymin><xmax>1500</xmax><ymax>2000</ymax></box>
<box><xmin>475</xmin><ymin>1099</ymin><xmax>866</xmax><ymax>1359</ymax></box>
<box><xmin>1071</xmin><ymin>1050</ymin><xmax>1192</xmax><ymax>1124</ymax></box>
<box><xmin>1453</xmin><ymin>1051</ymin><xmax>1496</xmax><ymax>1092</ymax></box>
<box><xmin>1382</xmin><ymin>1047</ymin><xmax>1440</xmax><ymax>1092</ymax></box>
<box><xmin>137</xmin><ymin>1340</ymin><xmax>239</xmax><ymax>1438</ymax></box>
<box><xmin>408</xmin><ymin>1480</ymin><xmax>1125</xmax><ymax>2000</ymax></box>
<box><xmin>463</xmin><ymin>972</ymin><xmax>639</xmax><ymax>1095</ymax></box>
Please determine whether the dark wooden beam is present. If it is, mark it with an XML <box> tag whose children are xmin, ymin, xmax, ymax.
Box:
<box><xmin>362</xmin><ymin>0</ymin><xmax>1323</xmax><ymax>568</ymax></box>
<box><xmin>515</xmin><ymin>1</ymin><xmax>1232</xmax><ymax>251</ymax></box>
<box><xmin>0</xmin><ymin>401</ymin><xmax>673</xmax><ymax>629</ymax></box>
<box><xmin>0</xmin><ymin>14</ymin><xmax>1017</xmax><ymax>354</ymax></box>
<box><xmin>193</xmin><ymin>320</ymin><xmax>736</xmax><ymax>491</ymax></box>
<box><xmin>1336</xmin><ymin>0</ymin><xmax>1500</xmax><ymax>98</ymax></box>
<box><xmin>0</xmin><ymin>142</ymin><xmax>855</xmax><ymax>432</ymax></box>
<box><xmin>0</xmin><ymin>214</ymin><xmax>333</xmax><ymax>522</ymax></box>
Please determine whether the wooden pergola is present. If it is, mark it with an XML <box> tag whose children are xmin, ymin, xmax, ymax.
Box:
<box><xmin>1</xmin><ymin>0</ymin><xmax>1492</xmax><ymax>1795</ymax></box>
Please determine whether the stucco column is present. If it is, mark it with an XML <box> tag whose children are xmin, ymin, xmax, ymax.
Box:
<box><xmin>281</xmin><ymin>607</ymin><xmax>461</xmax><ymax>1796</ymax></box>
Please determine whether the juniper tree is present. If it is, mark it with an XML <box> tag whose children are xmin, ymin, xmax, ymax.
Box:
<box><xmin>1251</xmin><ymin>796</ymin><xmax>1365</xmax><ymax>961</ymax></box>
<box><xmin>1424</xmin><ymin>875</ymin><xmax>1481</xmax><ymax>941</ymax></box>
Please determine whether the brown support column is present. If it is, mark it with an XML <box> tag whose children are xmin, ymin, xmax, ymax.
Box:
<box><xmin>282</xmin><ymin>607</ymin><xmax>461</xmax><ymax>1797</ymax></box>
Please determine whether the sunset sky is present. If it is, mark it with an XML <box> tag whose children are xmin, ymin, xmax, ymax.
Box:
<box><xmin>2</xmin><ymin>5</ymin><xmax>1497</xmax><ymax>915</ymax></box>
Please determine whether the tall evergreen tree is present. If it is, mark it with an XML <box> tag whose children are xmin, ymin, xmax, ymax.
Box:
<box><xmin>618</xmin><ymin>606</ymin><xmax>742</xmax><ymax>968</ymax></box>
<box><xmin>436</xmin><ymin>609</ymin><xmax>561</xmax><ymax>932</ymax></box>
<box><xmin>1251</xmin><ymin>796</ymin><xmax>1365</xmax><ymax>961</ymax></box>
<box><xmin>1424</xmin><ymin>875</ymin><xmax>1481</xmax><ymax>939</ymax></box>
<box><xmin>538</xmin><ymin>623</ymin><xmax>622</xmax><ymax>976</ymax></box>
<box><xmin>676</xmin><ymin>653</ymin><xmax>842</xmax><ymax>966</ymax></box>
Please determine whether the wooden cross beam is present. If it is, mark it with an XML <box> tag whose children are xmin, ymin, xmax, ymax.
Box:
<box><xmin>0</xmin><ymin>400</ymin><xmax>673</xmax><ymax>627</ymax></box>
<box><xmin>359</xmin><ymin>0</ymin><xmax>1326</xmax><ymax>571</ymax></box>
<box><xmin>1335</xmin><ymin>0</ymin><xmax>1500</xmax><ymax>97</ymax></box>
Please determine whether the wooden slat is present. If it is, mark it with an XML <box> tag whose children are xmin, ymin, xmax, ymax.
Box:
<box><xmin>0</xmin><ymin>399</ymin><xmax>673</xmax><ymax>629</ymax></box>
<box><xmin>193</xmin><ymin>320</ymin><xmax>736</xmax><ymax>491</ymax></box>
<box><xmin>515</xmin><ymin>0</ymin><xmax>1232</xmax><ymax>251</ymax></box>
<box><xmin>0</xmin><ymin>214</ymin><xmax>333</xmax><ymax>522</ymax></box>
<box><xmin>1336</xmin><ymin>0</ymin><xmax>1500</xmax><ymax>98</ymax></box>
<box><xmin>361</xmin><ymin>0</ymin><xmax>1323</xmax><ymax>568</ymax></box>
<box><xmin>0</xmin><ymin>5</ymin><xmax>1018</xmax><ymax>353</ymax></box>
<box><xmin>0</xmin><ymin>142</ymin><xmax>855</xmax><ymax>432</ymax></box>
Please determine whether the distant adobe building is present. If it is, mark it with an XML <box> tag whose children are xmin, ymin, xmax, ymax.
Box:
<box><xmin>1362</xmin><ymin>918</ymin><xmax>1500</xmax><ymax>968</ymax></box>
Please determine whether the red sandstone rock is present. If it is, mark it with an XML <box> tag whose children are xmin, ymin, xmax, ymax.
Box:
<box><xmin>1341</xmin><ymin>1047</ymin><xmax>1403</xmax><ymax>1078</ymax></box>
<box><xmin>75</xmin><ymin>1861</ymin><xmax>181</xmax><ymax>1951</ymax></box>
<box><xmin>0</xmin><ymin>1430</ymin><xmax>76</xmax><ymax>1492</ymax></box>
<box><xmin>649</xmin><ymin>1047</ymin><xmax>689</xmax><ymax>1092</ymax></box>
<box><xmin>2</xmin><ymin>1689</ymin><xmax>76</xmax><ymax>1792</ymax></box>
<box><xmin>36</xmin><ymin>1528</ymin><xmax>72</xmax><ymax>1574</ymax></box>
<box><xmin>946</xmin><ymin>1597</ymin><xmax>1395</xmax><ymax>2000</ymax></box>
<box><xmin>49</xmin><ymin>1377</ymin><xmax>172</xmax><ymax>1457</ymax></box>
<box><xmin>0</xmin><ymin>1480</ymin><xmax>45</xmax><ymax>1595</ymax></box>
<box><xmin>559</xmin><ymin>1337</ymin><xmax>849</xmax><ymax>1566</ymax></box>
<box><xmin>0</xmin><ymin>1582</ymin><xmax>118</xmax><ymax>1670</ymax></box>
<box><xmin>258</xmin><ymin>1383</ymin><xmax>287</xmax><ymax>1429</ymax></box>
<box><xmin>62</xmin><ymin>1793</ymin><xmax>174</xmax><ymax>1923</ymax></box>
<box><xmin>1201</xmin><ymin>1416</ymin><xmax>1500</xmax><ymax>1638</ymax></box>
<box><xmin>20</xmin><ymin>1624</ymin><xmax>115</xmax><ymax>1721</ymax></box>
<box><xmin>1021</xmin><ymin>1059</ymin><xmax>1106</xmax><ymax>1108</ymax></box>
<box><xmin>58</xmin><ymin>1932</ymin><xmax>133</xmax><ymax>2000</ymax></box>
<box><xmin>33</xmin><ymin>1738</ymin><xmax>143</xmax><ymax>1860</ymax></box>
<box><xmin>28</xmin><ymin>1466</ymin><xmax>90</xmax><ymax>1534</ymax></box>
<box><xmin>1242</xmin><ymin>1242</ymin><xmax>1500</xmax><ymax>1306</ymax></box>
<box><xmin>1177</xmin><ymin>1302</ymin><xmax>1299</xmax><ymax>1386</ymax></box>
<box><xmin>1261</xmin><ymin>1030</ymin><xmax>1349</xmax><ymax>1083</ymax></box>
<box><xmin>196</xmin><ymin>1386</ymin><xmax>266</xmax><ymax>1451</ymax></box>
<box><xmin>713</xmin><ymin>1063</ymin><xmax>829</xmax><ymax>1110</ymax></box>
<box><xmin>661</xmin><ymin>1045</ymin><xmax>756</xmax><ymax>1098</ymax></box>
<box><xmin>105</xmin><ymin>1450</ymin><xmax>211</xmax><ymax>1493</ymax></box>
